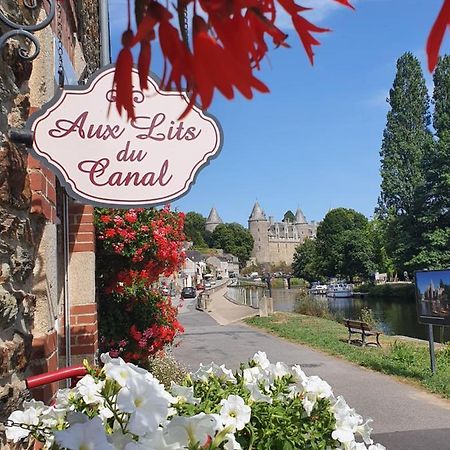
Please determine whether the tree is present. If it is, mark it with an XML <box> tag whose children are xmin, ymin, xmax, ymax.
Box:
<box><xmin>184</xmin><ymin>212</ymin><xmax>207</xmax><ymax>247</ymax></box>
<box><xmin>283</xmin><ymin>210</ymin><xmax>296</xmax><ymax>223</ymax></box>
<box><xmin>377</xmin><ymin>52</ymin><xmax>432</xmax><ymax>272</ymax></box>
<box><xmin>211</xmin><ymin>223</ymin><xmax>254</xmax><ymax>267</ymax></box>
<box><xmin>412</xmin><ymin>56</ymin><xmax>450</xmax><ymax>269</ymax></box>
<box><xmin>315</xmin><ymin>208</ymin><xmax>373</xmax><ymax>280</ymax></box>
<box><xmin>292</xmin><ymin>239</ymin><xmax>320</xmax><ymax>282</ymax></box>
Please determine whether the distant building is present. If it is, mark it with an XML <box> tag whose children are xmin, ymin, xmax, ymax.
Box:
<box><xmin>205</xmin><ymin>207</ymin><xmax>223</xmax><ymax>232</ymax></box>
<box><xmin>248</xmin><ymin>202</ymin><xmax>317</xmax><ymax>265</ymax></box>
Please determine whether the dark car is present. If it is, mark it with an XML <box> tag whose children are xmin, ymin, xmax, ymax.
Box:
<box><xmin>181</xmin><ymin>287</ymin><xmax>196</xmax><ymax>299</ymax></box>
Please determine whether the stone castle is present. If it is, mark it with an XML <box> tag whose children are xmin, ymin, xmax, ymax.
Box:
<box><xmin>205</xmin><ymin>203</ymin><xmax>317</xmax><ymax>266</ymax></box>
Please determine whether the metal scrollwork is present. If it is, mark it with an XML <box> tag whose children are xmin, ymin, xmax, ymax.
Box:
<box><xmin>0</xmin><ymin>0</ymin><xmax>56</xmax><ymax>61</ymax></box>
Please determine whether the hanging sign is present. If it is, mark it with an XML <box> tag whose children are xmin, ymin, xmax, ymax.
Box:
<box><xmin>27</xmin><ymin>66</ymin><xmax>222</xmax><ymax>207</ymax></box>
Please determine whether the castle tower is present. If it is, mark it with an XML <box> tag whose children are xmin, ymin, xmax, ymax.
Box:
<box><xmin>248</xmin><ymin>202</ymin><xmax>270</xmax><ymax>264</ymax></box>
<box><xmin>295</xmin><ymin>208</ymin><xmax>307</xmax><ymax>224</ymax></box>
<box><xmin>205</xmin><ymin>207</ymin><xmax>223</xmax><ymax>232</ymax></box>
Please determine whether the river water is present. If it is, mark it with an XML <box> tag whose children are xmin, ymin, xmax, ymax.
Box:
<box><xmin>271</xmin><ymin>288</ymin><xmax>450</xmax><ymax>342</ymax></box>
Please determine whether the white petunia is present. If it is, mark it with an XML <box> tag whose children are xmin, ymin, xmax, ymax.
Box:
<box><xmin>219</xmin><ymin>395</ymin><xmax>251</xmax><ymax>432</ymax></box>
<box><xmin>245</xmin><ymin>382</ymin><xmax>272</xmax><ymax>403</ymax></box>
<box><xmin>164</xmin><ymin>413</ymin><xmax>217</xmax><ymax>447</ymax></box>
<box><xmin>132</xmin><ymin>428</ymin><xmax>184</xmax><ymax>450</ymax></box>
<box><xmin>356</xmin><ymin>419</ymin><xmax>374</xmax><ymax>445</ymax></box>
<box><xmin>368</xmin><ymin>444</ymin><xmax>386</xmax><ymax>450</ymax></box>
<box><xmin>331</xmin><ymin>427</ymin><xmax>355</xmax><ymax>445</ymax></box>
<box><xmin>5</xmin><ymin>407</ymin><xmax>40</xmax><ymax>442</ymax></box>
<box><xmin>252</xmin><ymin>351</ymin><xmax>270</xmax><ymax>369</ymax></box>
<box><xmin>191</xmin><ymin>362</ymin><xmax>220</xmax><ymax>382</ymax></box>
<box><xmin>55</xmin><ymin>388</ymin><xmax>76</xmax><ymax>409</ymax></box>
<box><xmin>76</xmin><ymin>375</ymin><xmax>104</xmax><ymax>405</ymax></box>
<box><xmin>215</xmin><ymin>364</ymin><xmax>237</xmax><ymax>384</ymax></box>
<box><xmin>267</xmin><ymin>362</ymin><xmax>290</xmax><ymax>379</ymax></box>
<box><xmin>242</xmin><ymin>366</ymin><xmax>264</xmax><ymax>385</ymax></box>
<box><xmin>54</xmin><ymin>416</ymin><xmax>114</xmax><ymax>450</ymax></box>
<box><xmin>303</xmin><ymin>376</ymin><xmax>334</xmax><ymax>400</ymax></box>
<box><xmin>223</xmin><ymin>433</ymin><xmax>242</xmax><ymax>450</ymax></box>
<box><xmin>107</xmin><ymin>430</ymin><xmax>135</xmax><ymax>450</ymax></box>
<box><xmin>170</xmin><ymin>382</ymin><xmax>200</xmax><ymax>405</ymax></box>
<box><xmin>116</xmin><ymin>375</ymin><xmax>170</xmax><ymax>436</ymax></box>
<box><xmin>291</xmin><ymin>364</ymin><xmax>308</xmax><ymax>384</ymax></box>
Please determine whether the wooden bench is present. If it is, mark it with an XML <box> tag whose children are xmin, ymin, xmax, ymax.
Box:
<box><xmin>344</xmin><ymin>319</ymin><xmax>382</xmax><ymax>347</ymax></box>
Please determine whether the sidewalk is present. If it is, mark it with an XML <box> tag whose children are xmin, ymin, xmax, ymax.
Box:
<box><xmin>173</xmin><ymin>296</ymin><xmax>450</xmax><ymax>450</ymax></box>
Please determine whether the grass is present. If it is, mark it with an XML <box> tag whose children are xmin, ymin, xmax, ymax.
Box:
<box><xmin>245</xmin><ymin>312</ymin><xmax>450</xmax><ymax>398</ymax></box>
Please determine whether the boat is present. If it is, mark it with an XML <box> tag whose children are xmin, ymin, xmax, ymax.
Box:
<box><xmin>326</xmin><ymin>283</ymin><xmax>353</xmax><ymax>298</ymax></box>
<box><xmin>309</xmin><ymin>282</ymin><xmax>328</xmax><ymax>295</ymax></box>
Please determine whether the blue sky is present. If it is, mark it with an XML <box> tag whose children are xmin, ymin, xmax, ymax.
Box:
<box><xmin>109</xmin><ymin>0</ymin><xmax>450</xmax><ymax>226</ymax></box>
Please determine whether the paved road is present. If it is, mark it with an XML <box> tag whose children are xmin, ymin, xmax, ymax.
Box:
<box><xmin>173</xmin><ymin>297</ymin><xmax>450</xmax><ymax>450</ymax></box>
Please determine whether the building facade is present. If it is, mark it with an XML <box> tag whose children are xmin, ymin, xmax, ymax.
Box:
<box><xmin>248</xmin><ymin>202</ymin><xmax>317</xmax><ymax>265</ymax></box>
<box><xmin>0</xmin><ymin>1</ymin><xmax>100</xmax><ymax>432</ymax></box>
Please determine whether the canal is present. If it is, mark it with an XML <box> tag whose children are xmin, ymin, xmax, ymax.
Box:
<box><xmin>271</xmin><ymin>288</ymin><xmax>450</xmax><ymax>342</ymax></box>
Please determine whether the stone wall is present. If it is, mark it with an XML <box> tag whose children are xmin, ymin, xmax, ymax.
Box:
<box><xmin>0</xmin><ymin>2</ymin><xmax>42</xmax><ymax>446</ymax></box>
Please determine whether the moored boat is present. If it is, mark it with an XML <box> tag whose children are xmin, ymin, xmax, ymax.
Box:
<box><xmin>309</xmin><ymin>282</ymin><xmax>328</xmax><ymax>295</ymax></box>
<box><xmin>326</xmin><ymin>283</ymin><xmax>353</xmax><ymax>298</ymax></box>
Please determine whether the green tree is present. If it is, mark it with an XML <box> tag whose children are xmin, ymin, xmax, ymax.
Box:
<box><xmin>184</xmin><ymin>212</ymin><xmax>208</xmax><ymax>247</ymax></box>
<box><xmin>377</xmin><ymin>52</ymin><xmax>432</xmax><ymax>271</ymax></box>
<box><xmin>212</xmin><ymin>223</ymin><xmax>254</xmax><ymax>267</ymax></box>
<box><xmin>315</xmin><ymin>208</ymin><xmax>373</xmax><ymax>280</ymax></box>
<box><xmin>292</xmin><ymin>239</ymin><xmax>320</xmax><ymax>282</ymax></box>
<box><xmin>412</xmin><ymin>56</ymin><xmax>450</xmax><ymax>269</ymax></box>
<box><xmin>283</xmin><ymin>210</ymin><xmax>296</xmax><ymax>223</ymax></box>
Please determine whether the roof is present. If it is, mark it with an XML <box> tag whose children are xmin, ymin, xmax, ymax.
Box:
<box><xmin>249</xmin><ymin>202</ymin><xmax>267</xmax><ymax>221</ymax></box>
<box><xmin>206</xmin><ymin>207</ymin><xmax>223</xmax><ymax>225</ymax></box>
<box><xmin>295</xmin><ymin>208</ymin><xmax>307</xmax><ymax>224</ymax></box>
<box><xmin>186</xmin><ymin>250</ymin><xmax>208</xmax><ymax>262</ymax></box>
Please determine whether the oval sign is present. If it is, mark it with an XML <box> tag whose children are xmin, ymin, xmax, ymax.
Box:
<box><xmin>28</xmin><ymin>66</ymin><xmax>223</xmax><ymax>207</ymax></box>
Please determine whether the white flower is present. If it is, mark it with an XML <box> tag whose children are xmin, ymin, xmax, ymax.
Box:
<box><xmin>164</xmin><ymin>413</ymin><xmax>217</xmax><ymax>447</ymax></box>
<box><xmin>40</xmin><ymin>406</ymin><xmax>67</xmax><ymax>429</ymax></box>
<box><xmin>291</xmin><ymin>364</ymin><xmax>308</xmax><ymax>384</ymax></box>
<box><xmin>170</xmin><ymin>382</ymin><xmax>200</xmax><ymax>405</ymax></box>
<box><xmin>219</xmin><ymin>395</ymin><xmax>251</xmax><ymax>432</ymax></box>
<box><xmin>368</xmin><ymin>444</ymin><xmax>386</xmax><ymax>450</ymax></box>
<box><xmin>223</xmin><ymin>433</ymin><xmax>242</xmax><ymax>450</ymax></box>
<box><xmin>245</xmin><ymin>382</ymin><xmax>272</xmax><ymax>403</ymax></box>
<box><xmin>243</xmin><ymin>367</ymin><xmax>264</xmax><ymax>385</ymax></box>
<box><xmin>302</xmin><ymin>396</ymin><xmax>316</xmax><ymax>417</ymax></box>
<box><xmin>116</xmin><ymin>375</ymin><xmax>170</xmax><ymax>436</ymax></box>
<box><xmin>76</xmin><ymin>375</ymin><xmax>104</xmax><ymax>405</ymax></box>
<box><xmin>103</xmin><ymin>357</ymin><xmax>137</xmax><ymax>387</ymax></box>
<box><xmin>55</xmin><ymin>388</ymin><xmax>76</xmax><ymax>409</ymax></box>
<box><xmin>54</xmin><ymin>416</ymin><xmax>114</xmax><ymax>450</ymax></box>
<box><xmin>107</xmin><ymin>430</ymin><xmax>135</xmax><ymax>450</ymax></box>
<box><xmin>132</xmin><ymin>429</ymin><xmax>183</xmax><ymax>450</ymax></box>
<box><xmin>267</xmin><ymin>362</ymin><xmax>289</xmax><ymax>379</ymax></box>
<box><xmin>252</xmin><ymin>351</ymin><xmax>270</xmax><ymax>369</ymax></box>
<box><xmin>215</xmin><ymin>364</ymin><xmax>237</xmax><ymax>384</ymax></box>
<box><xmin>304</xmin><ymin>376</ymin><xmax>334</xmax><ymax>400</ymax></box>
<box><xmin>191</xmin><ymin>362</ymin><xmax>220</xmax><ymax>382</ymax></box>
<box><xmin>332</xmin><ymin>427</ymin><xmax>355</xmax><ymax>445</ymax></box>
<box><xmin>5</xmin><ymin>407</ymin><xmax>40</xmax><ymax>442</ymax></box>
<box><xmin>356</xmin><ymin>419</ymin><xmax>374</xmax><ymax>445</ymax></box>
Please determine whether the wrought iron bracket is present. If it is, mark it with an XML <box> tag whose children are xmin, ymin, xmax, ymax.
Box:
<box><xmin>0</xmin><ymin>0</ymin><xmax>56</xmax><ymax>61</ymax></box>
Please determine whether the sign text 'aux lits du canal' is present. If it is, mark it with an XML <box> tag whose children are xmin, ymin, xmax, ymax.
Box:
<box><xmin>27</xmin><ymin>66</ymin><xmax>222</xmax><ymax>207</ymax></box>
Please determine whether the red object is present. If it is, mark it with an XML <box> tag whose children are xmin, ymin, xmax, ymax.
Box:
<box><xmin>427</xmin><ymin>0</ymin><xmax>450</xmax><ymax>71</ymax></box>
<box><xmin>26</xmin><ymin>366</ymin><xmax>87</xmax><ymax>389</ymax></box>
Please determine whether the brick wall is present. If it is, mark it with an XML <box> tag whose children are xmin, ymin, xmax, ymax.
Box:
<box><xmin>70</xmin><ymin>304</ymin><xmax>98</xmax><ymax>360</ymax></box>
<box><xmin>28</xmin><ymin>157</ymin><xmax>56</xmax><ymax>223</ymax></box>
<box><xmin>29</xmin><ymin>331</ymin><xmax>58</xmax><ymax>402</ymax></box>
<box><xmin>69</xmin><ymin>203</ymin><xmax>95</xmax><ymax>253</ymax></box>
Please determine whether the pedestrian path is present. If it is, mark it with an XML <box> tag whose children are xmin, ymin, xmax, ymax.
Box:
<box><xmin>173</xmin><ymin>297</ymin><xmax>450</xmax><ymax>450</ymax></box>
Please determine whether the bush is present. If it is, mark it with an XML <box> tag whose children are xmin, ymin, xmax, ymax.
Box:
<box><xmin>6</xmin><ymin>352</ymin><xmax>385</xmax><ymax>450</ymax></box>
<box><xmin>146</xmin><ymin>351</ymin><xmax>188</xmax><ymax>389</ymax></box>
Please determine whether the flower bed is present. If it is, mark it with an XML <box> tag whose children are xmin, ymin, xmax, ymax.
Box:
<box><xmin>6</xmin><ymin>352</ymin><xmax>385</xmax><ymax>450</ymax></box>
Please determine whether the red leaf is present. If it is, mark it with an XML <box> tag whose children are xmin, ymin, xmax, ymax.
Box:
<box><xmin>292</xmin><ymin>14</ymin><xmax>329</xmax><ymax>64</ymax></box>
<box><xmin>333</xmin><ymin>0</ymin><xmax>355</xmax><ymax>10</ymax></box>
<box><xmin>138</xmin><ymin>41</ymin><xmax>151</xmax><ymax>90</ymax></box>
<box><xmin>113</xmin><ymin>31</ymin><xmax>135</xmax><ymax>120</ymax></box>
<box><xmin>427</xmin><ymin>0</ymin><xmax>450</xmax><ymax>72</ymax></box>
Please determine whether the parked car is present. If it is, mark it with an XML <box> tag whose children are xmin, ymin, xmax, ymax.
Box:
<box><xmin>210</xmin><ymin>280</ymin><xmax>216</xmax><ymax>286</ymax></box>
<box><xmin>196</xmin><ymin>283</ymin><xmax>205</xmax><ymax>291</ymax></box>
<box><xmin>181</xmin><ymin>287</ymin><xmax>196</xmax><ymax>299</ymax></box>
<box><xmin>204</xmin><ymin>281</ymin><xmax>212</xmax><ymax>289</ymax></box>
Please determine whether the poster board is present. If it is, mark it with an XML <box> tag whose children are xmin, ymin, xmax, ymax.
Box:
<box><xmin>415</xmin><ymin>269</ymin><xmax>450</xmax><ymax>326</ymax></box>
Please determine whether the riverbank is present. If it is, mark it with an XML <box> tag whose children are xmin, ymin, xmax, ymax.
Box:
<box><xmin>245</xmin><ymin>312</ymin><xmax>450</xmax><ymax>398</ymax></box>
<box><xmin>355</xmin><ymin>282</ymin><xmax>415</xmax><ymax>300</ymax></box>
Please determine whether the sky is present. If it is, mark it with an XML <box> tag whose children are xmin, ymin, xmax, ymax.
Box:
<box><xmin>108</xmin><ymin>0</ymin><xmax>450</xmax><ymax>226</ymax></box>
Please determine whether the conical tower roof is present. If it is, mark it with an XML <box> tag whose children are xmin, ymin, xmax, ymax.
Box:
<box><xmin>249</xmin><ymin>202</ymin><xmax>266</xmax><ymax>221</ymax></box>
<box><xmin>295</xmin><ymin>208</ymin><xmax>307</xmax><ymax>224</ymax></box>
<box><xmin>206</xmin><ymin>207</ymin><xmax>223</xmax><ymax>225</ymax></box>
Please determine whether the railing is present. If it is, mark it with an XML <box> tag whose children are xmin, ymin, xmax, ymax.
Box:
<box><xmin>225</xmin><ymin>284</ymin><xmax>268</xmax><ymax>309</ymax></box>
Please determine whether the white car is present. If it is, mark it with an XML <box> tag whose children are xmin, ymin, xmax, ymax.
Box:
<box><xmin>204</xmin><ymin>281</ymin><xmax>212</xmax><ymax>289</ymax></box>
